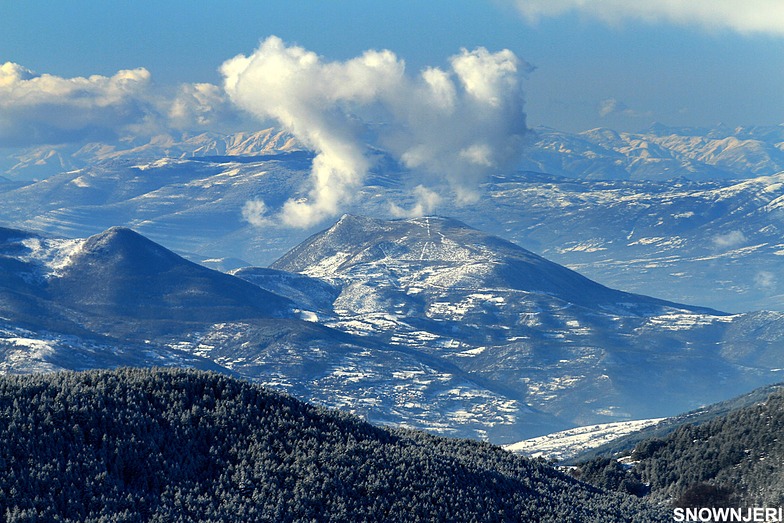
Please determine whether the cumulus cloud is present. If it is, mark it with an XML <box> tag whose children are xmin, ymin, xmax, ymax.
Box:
<box><xmin>510</xmin><ymin>0</ymin><xmax>784</xmax><ymax>35</ymax></box>
<box><xmin>241</xmin><ymin>199</ymin><xmax>273</xmax><ymax>228</ymax></box>
<box><xmin>389</xmin><ymin>185</ymin><xmax>443</xmax><ymax>218</ymax></box>
<box><xmin>222</xmin><ymin>36</ymin><xmax>528</xmax><ymax>228</ymax></box>
<box><xmin>0</xmin><ymin>62</ymin><xmax>238</xmax><ymax>147</ymax></box>
<box><xmin>0</xmin><ymin>62</ymin><xmax>154</xmax><ymax>146</ymax></box>
<box><xmin>712</xmin><ymin>230</ymin><xmax>747</xmax><ymax>249</ymax></box>
<box><xmin>598</xmin><ymin>97</ymin><xmax>651</xmax><ymax>119</ymax></box>
<box><xmin>168</xmin><ymin>82</ymin><xmax>240</xmax><ymax>130</ymax></box>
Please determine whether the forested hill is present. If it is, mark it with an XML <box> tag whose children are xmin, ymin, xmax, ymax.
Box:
<box><xmin>0</xmin><ymin>368</ymin><xmax>668</xmax><ymax>522</ymax></box>
<box><xmin>569</xmin><ymin>382</ymin><xmax>784</xmax><ymax>463</ymax></box>
<box><xmin>575</xmin><ymin>387</ymin><xmax>784</xmax><ymax>507</ymax></box>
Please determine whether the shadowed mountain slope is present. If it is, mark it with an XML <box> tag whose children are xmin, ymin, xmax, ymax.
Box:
<box><xmin>48</xmin><ymin>227</ymin><xmax>294</xmax><ymax>323</ymax></box>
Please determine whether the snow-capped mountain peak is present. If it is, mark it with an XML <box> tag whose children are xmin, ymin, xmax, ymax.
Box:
<box><xmin>273</xmin><ymin>214</ymin><xmax>720</xmax><ymax>316</ymax></box>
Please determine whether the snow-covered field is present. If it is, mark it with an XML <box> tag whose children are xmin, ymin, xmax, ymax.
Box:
<box><xmin>505</xmin><ymin>418</ymin><xmax>665</xmax><ymax>462</ymax></box>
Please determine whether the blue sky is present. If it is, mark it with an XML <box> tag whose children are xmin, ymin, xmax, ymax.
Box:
<box><xmin>2</xmin><ymin>0</ymin><xmax>783</xmax><ymax>134</ymax></box>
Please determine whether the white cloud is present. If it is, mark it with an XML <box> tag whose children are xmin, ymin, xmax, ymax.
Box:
<box><xmin>597</xmin><ymin>97</ymin><xmax>652</xmax><ymax>120</ymax></box>
<box><xmin>0</xmin><ymin>62</ymin><xmax>154</xmax><ymax>146</ymax></box>
<box><xmin>511</xmin><ymin>0</ymin><xmax>784</xmax><ymax>35</ymax></box>
<box><xmin>754</xmin><ymin>271</ymin><xmax>776</xmax><ymax>290</ymax></box>
<box><xmin>222</xmin><ymin>36</ymin><xmax>529</xmax><ymax>228</ymax></box>
<box><xmin>0</xmin><ymin>62</ymin><xmax>237</xmax><ymax>147</ymax></box>
<box><xmin>168</xmin><ymin>82</ymin><xmax>239</xmax><ymax>130</ymax></box>
<box><xmin>598</xmin><ymin>98</ymin><xmax>626</xmax><ymax>118</ymax></box>
<box><xmin>241</xmin><ymin>199</ymin><xmax>273</xmax><ymax>227</ymax></box>
<box><xmin>712</xmin><ymin>230</ymin><xmax>746</xmax><ymax>249</ymax></box>
<box><xmin>389</xmin><ymin>185</ymin><xmax>443</xmax><ymax>218</ymax></box>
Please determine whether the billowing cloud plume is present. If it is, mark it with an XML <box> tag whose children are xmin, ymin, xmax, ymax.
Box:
<box><xmin>241</xmin><ymin>199</ymin><xmax>274</xmax><ymax>228</ymax></box>
<box><xmin>510</xmin><ymin>0</ymin><xmax>784</xmax><ymax>35</ymax></box>
<box><xmin>222</xmin><ymin>36</ymin><xmax>528</xmax><ymax>228</ymax></box>
<box><xmin>389</xmin><ymin>185</ymin><xmax>443</xmax><ymax>219</ymax></box>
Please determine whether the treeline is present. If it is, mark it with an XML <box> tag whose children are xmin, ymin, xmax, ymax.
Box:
<box><xmin>0</xmin><ymin>368</ymin><xmax>668</xmax><ymax>522</ymax></box>
<box><xmin>569</xmin><ymin>383</ymin><xmax>784</xmax><ymax>463</ymax></box>
<box><xmin>574</xmin><ymin>387</ymin><xmax>784</xmax><ymax>507</ymax></box>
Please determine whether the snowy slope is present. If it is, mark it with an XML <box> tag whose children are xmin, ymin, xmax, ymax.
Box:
<box><xmin>463</xmin><ymin>171</ymin><xmax>784</xmax><ymax>312</ymax></box>
<box><xmin>0</xmin><ymin>221</ymin><xmax>783</xmax><ymax>443</ymax></box>
<box><xmin>3</xmin><ymin>125</ymin><xmax>784</xmax><ymax>312</ymax></box>
<box><xmin>504</xmin><ymin>418</ymin><xmax>665</xmax><ymax>462</ymax></box>
<box><xmin>269</xmin><ymin>215</ymin><xmax>784</xmax><ymax>429</ymax></box>
<box><xmin>0</xmin><ymin>225</ymin><xmax>567</xmax><ymax>442</ymax></box>
<box><xmin>519</xmin><ymin>124</ymin><xmax>784</xmax><ymax>181</ymax></box>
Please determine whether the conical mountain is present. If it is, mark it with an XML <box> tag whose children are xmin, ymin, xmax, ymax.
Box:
<box><xmin>49</xmin><ymin>227</ymin><xmax>295</xmax><ymax>325</ymax></box>
<box><xmin>270</xmin><ymin>215</ymin><xmax>782</xmax><ymax>429</ymax></box>
<box><xmin>273</xmin><ymin>214</ymin><xmax>722</xmax><ymax>316</ymax></box>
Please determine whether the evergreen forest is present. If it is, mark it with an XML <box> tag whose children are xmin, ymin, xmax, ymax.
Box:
<box><xmin>0</xmin><ymin>368</ymin><xmax>669</xmax><ymax>522</ymax></box>
<box><xmin>574</xmin><ymin>387</ymin><xmax>784</xmax><ymax>508</ymax></box>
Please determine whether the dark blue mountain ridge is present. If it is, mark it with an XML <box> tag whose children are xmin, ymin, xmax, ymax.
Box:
<box><xmin>0</xmin><ymin>226</ymin><xmax>91</xmax><ymax>335</ymax></box>
<box><xmin>0</xmin><ymin>226</ymin><xmax>297</xmax><ymax>339</ymax></box>
<box><xmin>0</xmin><ymin>225</ymin><xmax>35</xmax><ymax>243</ymax></box>
<box><xmin>48</xmin><ymin>226</ymin><xmax>296</xmax><ymax>324</ymax></box>
<box><xmin>0</xmin><ymin>223</ymin><xmax>572</xmax><ymax>440</ymax></box>
<box><xmin>230</xmin><ymin>266</ymin><xmax>340</xmax><ymax>317</ymax></box>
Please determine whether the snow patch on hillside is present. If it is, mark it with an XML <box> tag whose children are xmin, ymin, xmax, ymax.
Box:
<box><xmin>0</xmin><ymin>335</ymin><xmax>59</xmax><ymax>374</ymax></box>
<box><xmin>646</xmin><ymin>312</ymin><xmax>737</xmax><ymax>331</ymax></box>
<box><xmin>505</xmin><ymin>418</ymin><xmax>665</xmax><ymax>462</ymax></box>
<box><xmin>19</xmin><ymin>237</ymin><xmax>85</xmax><ymax>278</ymax></box>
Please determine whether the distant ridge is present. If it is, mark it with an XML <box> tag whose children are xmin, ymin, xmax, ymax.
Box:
<box><xmin>49</xmin><ymin>226</ymin><xmax>294</xmax><ymax>322</ymax></box>
<box><xmin>1</xmin><ymin>220</ymin><xmax>783</xmax><ymax>443</ymax></box>
<box><xmin>3</xmin><ymin>125</ymin><xmax>784</xmax><ymax>312</ymax></box>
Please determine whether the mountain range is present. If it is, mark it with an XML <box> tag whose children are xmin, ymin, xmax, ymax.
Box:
<box><xmin>0</xmin><ymin>128</ymin><xmax>302</xmax><ymax>181</ymax></box>
<box><xmin>2</xmin><ymin>216</ymin><xmax>784</xmax><ymax>444</ymax></box>
<box><xmin>2</xmin><ymin>122</ymin><xmax>784</xmax><ymax>443</ymax></box>
<box><xmin>2</xmin><ymin>124</ymin><xmax>784</xmax><ymax>312</ymax></box>
<box><xmin>5</xmin><ymin>123</ymin><xmax>783</xmax><ymax>183</ymax></box>
<box><xmin>520</xmin><ymin>124</ymin><xmax>784</xmax><ymax>181</ymax></box>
